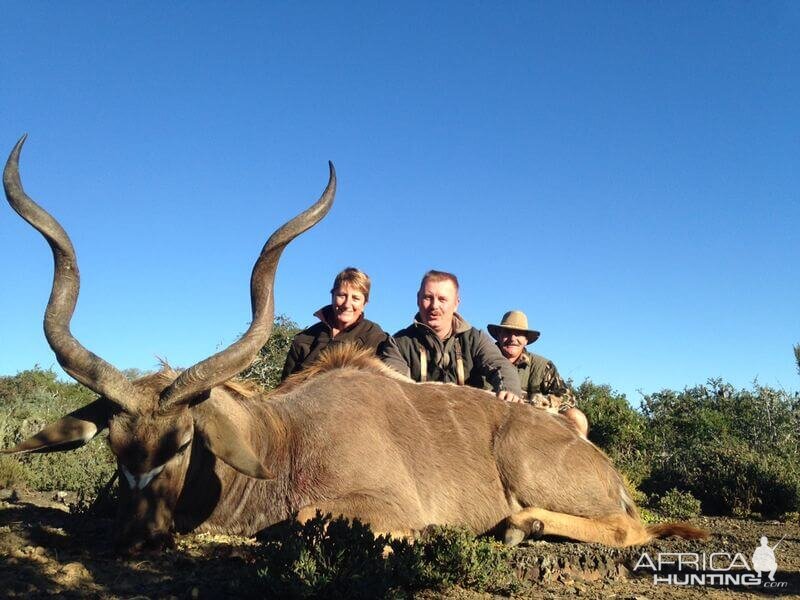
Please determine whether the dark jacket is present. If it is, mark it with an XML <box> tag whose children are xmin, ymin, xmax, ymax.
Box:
<box><xmin>380</xmin><ymin>313</ymin><xmax>522</xmax><ymax>395</ymax></box>
<box><xmin>281</xmin><ymin>306</ymin><xmax>389</xmax><ymax>380</ymax></box>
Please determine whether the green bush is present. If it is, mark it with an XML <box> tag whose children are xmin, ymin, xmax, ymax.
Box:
<box><xmin>642</xmin><ymin>380</ymin><xmax>799</xmax><ymax>460</ymax></box>
<box><xmin>783</xmin><ymin>511</ymin><xmax>800</xmax><ymax>524</ymax></box>
<box><xmin>258</xmin><ymin>513</ymin><xmax>390</xmax><ymax>598</ymax></box>
<box><xmin>241</xmin><ymin>314</ymin><xmax>300</xmax><ymax>389</ymax></box>
<box><xmin>0</xmin><ymin>454</ymin><xmax>32</xmax><ymax>488</ymax></box>
<box><xmin>794</xmin><ymin>343</ymin><xmax>800</xmax><ymax>376</ymax></box>
<box><xmin>641</xmin><ymin>381</ymin><xmax>800</xmax><ymax>517</ymax></box>
<box><xmin>647</xmin><ymin>442</ymin><xmax>800</xmax><ymax>518</ymax></box>
<box><xmin>256</xmin><ymin>512</ymin><xmax>518</xmax><ymax>598</ymax></box>
<box><xmin>0</xmin><ymin>368</ymin><xmax>115</xmax><ymax>494</ymax></box>
<box><xmin>392</xmin><ymin>525</ymin><xmax>518</xmax><ymax>594</ymax></box>
<box><xmin>22</xmin><ymin>444</ymin><xmax>116</xmax><ymax>494</ymax></box>
<box><xmin>576</xmin><ymin>380</ymin><xmax>650</xmax><ymax>485</ymax></box>
<box><xmin>657</xmin><ymin>488</ymin><xmax>701</xmax><ymax>519</ymax></box>
<box><xmin>577</xmin><ymin>375</ymin><xmax>800</xmax><ymax>518</ymax></box>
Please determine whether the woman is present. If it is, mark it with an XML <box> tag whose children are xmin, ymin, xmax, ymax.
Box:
<box><xmin>281</xmin><ymin>267</ymin><xmax>388</xmax><ymax>379</ymax></box>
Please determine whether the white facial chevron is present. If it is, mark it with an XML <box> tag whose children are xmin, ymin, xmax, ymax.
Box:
<box><xmin>120</xmin><ymin>463</ymin><xmax>166</xmax><ymax>491</ymax></box>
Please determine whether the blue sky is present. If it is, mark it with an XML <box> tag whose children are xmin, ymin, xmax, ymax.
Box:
<box><xmin>1</xmin><ymin>2</ymin><xmax>798</xmax><ymax>403</ymax></box>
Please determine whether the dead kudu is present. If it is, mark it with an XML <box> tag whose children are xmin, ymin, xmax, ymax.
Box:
<box><xmin>2</xmin><ymin>136</ymin><xmax>707</xmax><ymax>553</ymax></box>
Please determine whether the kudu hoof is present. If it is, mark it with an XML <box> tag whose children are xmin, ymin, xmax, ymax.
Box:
<box><xmin>503</xmin><ymin>518</ymin><xmax>544</xmax><ymax>546</ymax></box>
<box><xmin>504</xmin><ymin>527</ymin><xmax>526</xmax><ymax>546</ymax></box>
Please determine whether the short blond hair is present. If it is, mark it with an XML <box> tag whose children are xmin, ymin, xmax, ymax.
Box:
<box><xmin>331</xmin><ymin>267</ymin><xmax>371</xmax><ymax>301</ymax></box>
<box><xmin>419</xmin><ymin>270</ymin><xmax>459</xmax><ymax>293</ymax></box>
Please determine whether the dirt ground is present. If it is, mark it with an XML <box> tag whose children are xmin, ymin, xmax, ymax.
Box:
<box><xmin>1</xmin><ymin>488</ymin><xmax>798</xmax><ymax>599</ymax></box>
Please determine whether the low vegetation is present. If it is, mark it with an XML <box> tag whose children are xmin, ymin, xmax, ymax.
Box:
<box><xmin>0</xmin><ymin>368</ymin><xmax>115</xmax><ymax>494</ymax></box>
<box><xmin>256</xmin><ymin>512</ymin><xmax>518</xmax><ymax>598</ymax></box>
<box><xmin>656</xmin><ymin>488</ymin><xmax>702</xmax><ymax>520</ymax></box>
<box><xmin>578</xmin><ymin>373</ymin><xmax>800</xmax><ymax>518</ymax></box>
<box><xmin>240</xmin><ymin>314</ymin><xmax>301</xmax><ymax>389</ymax></box>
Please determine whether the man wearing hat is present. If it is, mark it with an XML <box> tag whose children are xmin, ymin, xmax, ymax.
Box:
<box><xmin>488</xmin><ymin>310</ymin><xmax>588</xmax><ymax>437</ymax></box>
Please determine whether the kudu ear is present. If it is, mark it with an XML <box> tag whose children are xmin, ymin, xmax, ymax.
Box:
<box><xmin>193</xmin><ymin>405</ymin><xmax>274</xmax><ymax>480</ymax></box>
<box><xmin>1</xmin><ymin>399</ymin><xmax>112</xmax><ymax>454</ymax></box>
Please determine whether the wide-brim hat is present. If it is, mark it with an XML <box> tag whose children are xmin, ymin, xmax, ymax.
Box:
<box><xmin>487</xmin><ymin>310</ymin><xmax>540</xmax><ymax>345</ymax></box>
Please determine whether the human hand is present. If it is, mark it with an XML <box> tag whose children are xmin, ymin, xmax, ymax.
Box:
<box><xmin>496</xmin><ymin>390</ymin><xmax>523</xmax><ymax>403</ymax></box>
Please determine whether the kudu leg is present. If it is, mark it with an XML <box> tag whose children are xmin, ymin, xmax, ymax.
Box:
<box><xmin>504</xmin><ymin>507</ymin><xmax>650</xmax><ymax>547</ymax></box>
<box><xmin>296</xmin><ymin>494</ymin><xmax>422</xmax><ymax>542</ymax></box>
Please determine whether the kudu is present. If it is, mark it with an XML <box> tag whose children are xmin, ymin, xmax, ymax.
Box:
<box><xmin>3</xmin><ymin>136</ymin><xmax>707</xmax><ymax>552</ymax></box>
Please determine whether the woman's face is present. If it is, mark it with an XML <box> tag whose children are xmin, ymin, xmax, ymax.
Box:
<box><xmin>331</xmin><ymin>283</ymin><xmax>367</xmax><ymax>330</ymax></box>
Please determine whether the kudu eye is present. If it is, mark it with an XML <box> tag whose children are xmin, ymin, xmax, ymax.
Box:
<box><xmin>176</xmin><ymin>439</ymin><xmax>192</xmax><ymax>455</ymax></box>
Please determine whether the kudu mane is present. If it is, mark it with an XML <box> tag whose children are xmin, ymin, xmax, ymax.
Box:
<box><xmin>278</xmin><ymin>344</ymin><xmax>410</xmax><ymax>393</ymax></box>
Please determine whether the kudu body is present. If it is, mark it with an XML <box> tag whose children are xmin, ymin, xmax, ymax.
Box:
<box><xmin>3</xmin><ymin>137</ymin><xmax>707</xmax><ymax>551</ymax></box>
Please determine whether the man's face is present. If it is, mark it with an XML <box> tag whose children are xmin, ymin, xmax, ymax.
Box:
<box><xmin>417</xmin><ymin>279</ymin><xmax>460</xmax><ymax>338</ymax></box>
<box><xmin>498</xmin><ymin>330</ymin><xmax>528</xmax><ymax>363</ymax></box>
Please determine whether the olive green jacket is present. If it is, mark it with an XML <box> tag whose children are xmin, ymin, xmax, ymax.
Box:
<box><xmin>380</xmin><ymin>313</ymin><xmax>522</xmax><ymax>395</ymax></box>
<box><xmin>281</xmin><ymin>306</ymin><xmax>389</xmax><ymax>380</ymax></box>
<box><xmin>496</xmin><ymin>348</ymin><xmax>576</xmax><ymax>409</ymax></box>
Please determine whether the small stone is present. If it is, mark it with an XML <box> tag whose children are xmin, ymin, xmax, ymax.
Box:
<box><xmin>191</xmin><ymin>587</ymin><xmax>200</xmax><ymax>599</ymax></box>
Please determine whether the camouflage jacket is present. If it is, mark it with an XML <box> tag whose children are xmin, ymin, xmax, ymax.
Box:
<box><xmin>379</xmin><ymin>313</ymin><xmax>522</xmax><ymax>396</ymax></box>
<box><xmin>504</xmin><ymin>348</ymin><xmax>576</xmax><ymax>411</ymax></box>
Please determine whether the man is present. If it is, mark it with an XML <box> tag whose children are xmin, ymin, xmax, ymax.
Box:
<box><xmin>380</xmin><ymin>270</ymin><xmax>523</xmax><ymax>402</ymax></box>
<box><xmin>488</xmin><ymin>310</ymin><xmax>588</xmax><ymax>437</ymax></box>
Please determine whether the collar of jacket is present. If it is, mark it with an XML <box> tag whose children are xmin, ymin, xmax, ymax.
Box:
<box><xmin>314</xmin><ymin>305</ymin><xmax>365</xmax><ymax>334</ymax></box>
<box><xmin>411</xmin><ymin>312</ymin><xmax>472</xmax><ymax>339</ymax></box>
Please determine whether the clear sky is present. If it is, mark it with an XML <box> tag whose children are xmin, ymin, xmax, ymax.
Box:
<box><xmin>1</xmin><ymin>3</ymin><xmax>798</xmax><ymax>404</ymax></box>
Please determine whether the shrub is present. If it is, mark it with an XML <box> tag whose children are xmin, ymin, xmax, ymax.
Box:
<box><xmin>646</xmin><ymin>442</ymin><xmax>800</xmax><ymax>518</ymax></box>
<box><xmin>258</xmin><ymin>513</ymin><xmax>390</xmax><ymax>598</ymax></box>
<box><xmin>642</xmin><ymin>380</ymin><xmax>800</xmax><ymax>461</ymax></box>
<box><xmin>0</xmin><ymin>368</ymin><xmax>116</xmax><ymax>495</ymax></box>
<box><xmin>22</xmin><ymin>444</ymin><xmax>116</xmax><ymax>494</ymax></box>
<box><xmin>783</xmin><ymin>511</ymin><xmax>800</xmax><ymax>524</ymax></box>
<box><xmin>657</xmin><ymin>488</ymin><xmax>701</xmax><ymax>519</ymax></box>
<box><xmin>576</xmin><ymin>380</ymin><xmax>650</xmax><ymax>485</ymax></box>
<box><xmin>640</xmin><ymin>380</ymin><xmax>800</xmax><ymax>517</ymax></box>
<box><xmin>70</xmin><ymin>478</ymin><xmax>120</xmax><ymax>518</ymax></box>
<box><xmin>0</xmin><ymin>454</ymin><xmax>32</xmax><ymax>488</ymax></box>
<box><xmin>256</xmin><ymin>512</ymin><xmax>518</xmax><ymax>598</ymax></box>
<box><xmin>241</xmin><ymin>315</ymin><xmax>300</xmax><ymax>389</ymax></box>
<box><xmin>638</xmin><ymin>506</ymin><xmax>661</xmax><ymax>524</ymax></box>
<box><xmin>794</xmin><ymin>343</ymin><xmax>800</xmax><ymax>376</ymax></box>
<box><xmin>391</xmin><ymin>525</ymin><xmax>518</xmax><ymax>594</ymax></box>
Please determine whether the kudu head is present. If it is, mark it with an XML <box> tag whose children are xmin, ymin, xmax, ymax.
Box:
<box><xmin>2</xmin><ymin>135</ymin><xmax>335</xmax><ymax>552</ymax></box>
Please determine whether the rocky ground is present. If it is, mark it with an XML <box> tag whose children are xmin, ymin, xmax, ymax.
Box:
<box><xmin>1</xmin><ymin>488</ymin><xmax>798</xmax><ymax>599</ymax></box>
